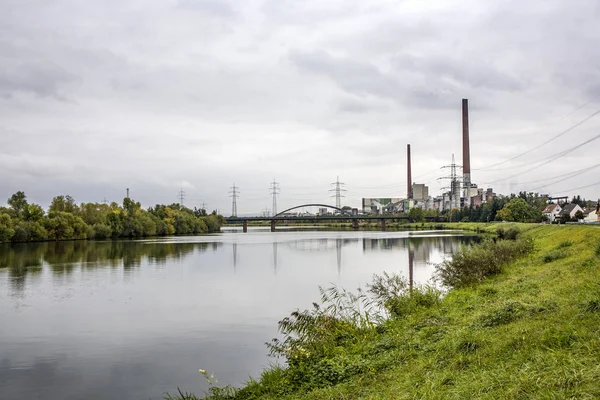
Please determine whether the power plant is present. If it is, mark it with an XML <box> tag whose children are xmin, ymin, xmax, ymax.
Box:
<box><xmin>362</xmin><ymin>98</ymin><xmax>496</xmax><ymax>214</ymax></box>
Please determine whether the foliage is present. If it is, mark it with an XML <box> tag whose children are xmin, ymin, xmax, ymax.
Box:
<box><xmin>408</xmin><ymin>207</ymin><xmax>425</xmax><ymax>222</ymax></box>
<box><xmin>1</xmin><ymin>191</ymin><xmax>224</xmax><ymax>243</ymax></box>
<box><xmin>496</xmin><ymin>198</ymin><xmax>542</xmax><ymax>222</ymax></box>
<box><xmin>436</xmin><ymin>237</ymin><xmax>534</xmax><ymax>288</ymax></box>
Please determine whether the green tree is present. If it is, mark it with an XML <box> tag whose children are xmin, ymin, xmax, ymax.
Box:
<box><xmin>8</xmin><ymin>191</ymin><xmax>28</xmax><ymax>218</ymax></box>
<box><xmin>0</xmin><ymin>213</ymin><xmax>15</xmax><ymax>242</ymax></box>
<box><xmin>496</xmin><ymin>198</ymin><xmax>536</xmax><ymax>222</ymax></box>
<box><xmin>49</xmin><ymin>195</ymin><xmax>79</xmax><ymax>214</ymax></box>
<box><xmin>24</xmin><ymin>203</ymin><xmax>45</xmax><ymax>222</ymax></box>
<box><xmin>408</xmin><ymin>207</ymin><xmax>425</xmax><ymax>222</ymax></box>
<box><xmin>574</xmin><ymin>210</ymin><xmax>584</xmax><ymax>221</ymax></box>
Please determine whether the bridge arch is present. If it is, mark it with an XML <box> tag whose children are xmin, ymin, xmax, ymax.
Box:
<box><xmin>274</xmin><ymin>204</ymin><xmax>353</xmax><ymax>217</ymax></box>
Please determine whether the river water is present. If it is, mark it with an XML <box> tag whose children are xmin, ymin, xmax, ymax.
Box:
<box><xmin>0</xmin><ymin>229</ymin><xmax>474</xmax><ymax>400</ymax></box>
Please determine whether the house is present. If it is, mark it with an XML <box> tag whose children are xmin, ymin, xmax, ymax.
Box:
<box><xmin>583</xmin><ymin>211</ymin><xmax>599</xmax><ymax>223</ymax></box>
<box><xmin>557</xmin><ymin>203</ymin><xmax>584</xmax><ymax>221</ymax></box>
<box><xmin>543</xmin><ymin>203</ymin><xmax>562</xmax><ymax>222</ymax></box>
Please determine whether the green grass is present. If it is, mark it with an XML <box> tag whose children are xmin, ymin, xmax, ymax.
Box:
<box><xmin>169</xmin><ymin>225</ymin><xmax>600</xmax><ymax>400</ymax></box>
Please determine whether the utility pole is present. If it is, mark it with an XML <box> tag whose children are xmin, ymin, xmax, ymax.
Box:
<box><xmin>229</xmin><ymin>183</ymin><xmax>239</xmax><ymax>217</ymax></box>
<box><xmin>269</xmin><ymin>179</ymin><xmax>280</xmax><ymax>216</ymax></box>
<box><xmin>178</xmin><ymin>189</ymin><xmax>186</xmax><ymax>207</ymax></box>
<box><xmin>329</xmin><ymin>176</ymin><xmax>347</xmax><ymax>209</ymax></box>
<box><xmin>438</xmin><ymin>154</ymin><xmax>462</xmax><ymax>211</ymax></box>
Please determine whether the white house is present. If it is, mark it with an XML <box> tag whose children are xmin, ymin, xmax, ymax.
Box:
<box><xmin>558</xmin><ymin>204</ymin><xmax>584</xmax><ymax>221</ymax></box>
<box><xmin>543</xmin><ymin>203</ymin><xmax>561</xmax><ymax>222</ymax></box>
<box><xmin>583</xmin><ymin>211</ymin><xmax>599</xmax><ymax>223</ymax></box>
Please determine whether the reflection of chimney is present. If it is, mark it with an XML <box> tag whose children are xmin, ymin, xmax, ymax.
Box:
<box><xmin>462</xmin><ymin>99</ymin><xmax>471</xmax><ymax>204</ymax></box>
<box><xmin>407</xmin><ymin>144</ymin><xmax>412</xmax><ymax>199</ymax></box>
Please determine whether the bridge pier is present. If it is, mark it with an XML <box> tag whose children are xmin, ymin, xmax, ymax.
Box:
<box><xmin>352</xmin><ymin>218</ymin><xmax>359</xmax><ymax>230</ymax></box>
<box><xmin>242</xmin><ymin>220</ymin><xmax>248</xmax><ymax>233</ymax></box>
<box><xmin>380</xmin><ymin>219</ymin><xmax>386</xmax><ymax>231</ymax></box>
<box><xmin>270</xmin><ymin>220</ymin><xmax>276</xmax><ymax>232</ymax></box>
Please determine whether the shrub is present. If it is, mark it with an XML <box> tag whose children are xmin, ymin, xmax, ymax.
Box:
<box><xmin>542</xmin><ymin>248</ymin><xmax>569</xmax><ymax>263</ymax></box>
<box><xmin>436</xmin><ymin>238</ymin><xmax>534</xmax><ymax>288</ymax></box>
<box><xmin>497</xmin><ymin>226</ymin><xmax>520</xmax><ymax>240</ymax></box>
<box><xmin>557</xmin><ymin>240</ymin><xmax>574</xmax><ymax>248</ymax></box>
<box><xmin>596</xmin><ymin>241</ymin><xmax>600</xmax><ymax>257</ymax></box>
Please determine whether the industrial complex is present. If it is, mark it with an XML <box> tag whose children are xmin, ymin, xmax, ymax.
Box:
<box><xmin>362</xmin><ymin>99</ymin><xmax>496</xmax><ymax>214</ymax></box>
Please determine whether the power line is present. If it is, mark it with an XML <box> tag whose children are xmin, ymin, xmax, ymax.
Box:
<box><xmin>487</xmin><ymin>132</ymin><xmax>600</xmax><ymax>184</ymax></box>
<box><xmin>269</xmin><ymin>179</ymin><xmax>280</xmax><ymax>216</ymax></box>
<box><xmin>229</xmin><ymin>183</ymin><xmax>239</xmax><ymax>217</ymax></box>
<box><xmin>475</xmin><ymin>106</ymin><xmax>600</xmax><ymax>171</ymax></box>
<box><xmin>329</xmin><ymin>176</ymin><xmax>347</xmax><ymax>209</ymax></box>
<box><xmin>178</xmin><ymin>189</ymin><xmax>186</xmax><ymax>207</ymax></box>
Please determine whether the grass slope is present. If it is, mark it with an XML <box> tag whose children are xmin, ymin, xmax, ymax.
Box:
<box><xmin>178</xmin><ymin>225</ymin><xmax>600</xmax><ymax>399</ymax></box>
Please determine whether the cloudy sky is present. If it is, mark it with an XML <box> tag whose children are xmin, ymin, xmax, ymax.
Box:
<box><xmin>2</xmin><ymin>0</ymin><xmax>599</xmax><ymax>214</ymax></box>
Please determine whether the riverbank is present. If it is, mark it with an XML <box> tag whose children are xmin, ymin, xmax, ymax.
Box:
<box><xmin>174</xmin><ymin>224</ymin><xmax>600</xmax><ymax>399</ymax></box>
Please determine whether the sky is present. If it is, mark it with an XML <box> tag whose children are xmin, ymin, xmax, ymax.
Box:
<box><xmin>1</xmin><ymin>0</ymin><xmax>600</xmax><ymax>215</ymax></box>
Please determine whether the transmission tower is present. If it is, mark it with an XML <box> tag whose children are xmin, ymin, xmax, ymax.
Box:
<box><xmin>229</xmin><ymin>183</ymin><xmax>239</xmax><ymax>217</ymax></box>
<box><xmin>329</xmin><ymin>176</ymin><xmax>347</xmax><ymax>209</ymax></box>
<box><xmin>178</xmin><ymin>189</ymin><xmax>186</xmax><ymax>207</ymax></box>
<box><xmin>262</xmin><ymin>207</ymin><xmax>271</xmax><ymax>217</ymax></box>
<box><xmin>269</xmin><ymin>179</ymin><xmax>280</xmax><ymax>216</ymax></box>
<box><xmin>437</xmin><ymin>154</ymin><xmax>462</xmax><ymax>210</ymax></box>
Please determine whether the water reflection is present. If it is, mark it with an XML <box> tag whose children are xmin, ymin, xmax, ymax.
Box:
<box><xmin>0</xmin><ymin>240</ymin><xmax>222</xmax><ymax>295</ymax></box>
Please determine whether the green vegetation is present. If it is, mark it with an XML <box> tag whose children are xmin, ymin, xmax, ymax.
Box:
<box><xmin>0</xmin><ymin>191</ymin><xmax>224</xmax><ymax>243</ymax></box>
<box><xmin>169</xmin><ymin>225</ymin><xmax>600</xmax><ymax>399</ymax></box>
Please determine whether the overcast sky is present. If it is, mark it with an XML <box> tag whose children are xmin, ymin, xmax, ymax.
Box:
<box><xmin>2</xmin><ymin>0</ymin><xmax>599</xmax><ymax>214</ymax></box>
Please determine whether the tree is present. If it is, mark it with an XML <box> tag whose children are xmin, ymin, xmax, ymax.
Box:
<box><xmin>408</xmin><ymin>207</ymin><xmax>425</xmax><ymax>222</ymax></box>
<box><xmin>8</xmin><ymin>191</ymin><xmax>28</xmax><ymax>218</ymax></box>
<box><xmin>24</xmin><ymin>204</ymin><xmax>45</xmax><ymax>222</ymax></box>
<box><xmin>574</xmin><ymin>210</ymin><xmax>584</xmax><ymax>221</ymax></box>
<box><xmin>49</xmin><ymin>195</ymin><xmax>79</xmax><ymax>214</ymax></box>
<box><xmin>0</xmin><ymin>213</ymin><xmax>14</xmax><ymax>242</ymax></box>
<box><xmin>496</xmin><ymin>198</ymin><xmax>537</xmax><ymax>222</ymax></box>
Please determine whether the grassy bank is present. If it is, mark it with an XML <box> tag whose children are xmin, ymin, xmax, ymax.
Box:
<box><xmin>172</xmin><ymin>224</ymin><xmax>600</xmax><ymax>399</ymax></box>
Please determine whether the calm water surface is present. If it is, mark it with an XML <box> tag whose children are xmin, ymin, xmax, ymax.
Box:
<box><xmin>0</xmin><ymin>229</ymin><xmax>474</xmax><ymax>400</ymax></box>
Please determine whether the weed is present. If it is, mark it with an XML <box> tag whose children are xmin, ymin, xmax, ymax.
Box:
<box><xmin>557</xmin><ymin>240</ymin><xmax>574</xmax><ymax>248</ymax></box>
<box><xmin>583</xmin><ymin>299</ymin><xmax>600</xmax><ymax>312</ymax></box>
<box><xmin>478</xmin><ymin>301</ymin><xmax>524</xmax><ymax>327</ymax></box>
<box><xmin>542</xmin><ymin>248</ymin><xmax>569</xmax><ymax>263</ymax></box>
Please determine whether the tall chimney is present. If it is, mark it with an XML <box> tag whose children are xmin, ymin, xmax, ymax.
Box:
<box><xmin>462</xmin><ymin>99</ymin><xmax>471</xmax><ymax>205</ymax></box>
<box><xmin>407</xmin><ymin>144</ymin><xmax>412</xmax><ymax>199</ymax></box>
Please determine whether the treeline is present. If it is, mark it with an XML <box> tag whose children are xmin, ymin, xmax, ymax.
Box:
<box><xmin>0</xmin><ymin>192</ymin><xmax>224</xmax><ymax>243</ymax></box>
<box><xmin>421</xmin><ymin>192</ymin><xmax>594</xmax><ymax>223</ymax></box>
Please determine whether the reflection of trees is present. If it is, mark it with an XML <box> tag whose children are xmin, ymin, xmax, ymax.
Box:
<box><xmin>0</xmin><ymin>240</ymin><xmax>221</xmax><ymax>294</ymax></box>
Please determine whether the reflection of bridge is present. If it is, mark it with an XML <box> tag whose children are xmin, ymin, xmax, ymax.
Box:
<box><xmin>225</xmin><ymin>203</ymin><xmax>443</xmax><ymax>232</ymax></box>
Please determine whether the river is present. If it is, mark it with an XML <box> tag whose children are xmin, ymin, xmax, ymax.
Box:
<box><xmin>0</xmin><ymin>229</ymin><xmax>475</xmax><ymax>400</ymax></box>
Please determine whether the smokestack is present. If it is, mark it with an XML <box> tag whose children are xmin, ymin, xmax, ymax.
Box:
<box><xmin>462</xmin><ymin>99</ymin><xmax>471</xmax><ymax>205</ymax></box>
<box><xmin>126</xmin><ymin>188</ymin><xmax>129</xmax><ymax>199</ymax></box>
<box><xmin>407</xmin><ymin>144</ymin><xmax>412</xmax><ymax>199</ymax></box>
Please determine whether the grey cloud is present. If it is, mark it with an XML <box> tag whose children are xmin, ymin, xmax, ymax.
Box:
<box><xmin>289</xmin><ymin>49</ymin><xmax>402</xmax><ymax>101</ymax></box>
<box><xmin>0</xmin><ymin>61</ymin><xmax>77</xmax><ymax>99</ymax></box>
<box><xmin>393</xmin><ymin>54</ymin><xmax>526</xmax><ymax>92</ymax></box>
<box><xmin>177</xmin><ymin>0</ymin><xmax>236</xmax><ymax>17</ymax></box>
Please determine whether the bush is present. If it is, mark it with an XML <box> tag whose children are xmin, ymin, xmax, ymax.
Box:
<box><xmin>92</xmin><ymin>223</ymin><xmax>113</xmax><ymax>240</ymax></box>
<box><xmin>497</xmin><ymin>226</ymin><xmax>520</xmax><ymax>240</ymax></box>
<box><xmin>542</xmin><ymin>248</ymin><xmax>569</xmax><ymax>263</ymax></box>
<box><xmin>436</xmin><ymin>238</ymin><xmax>534</xmax><ymax>288</ymax></box>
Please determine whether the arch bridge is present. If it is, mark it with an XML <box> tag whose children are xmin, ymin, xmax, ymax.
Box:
<box><xmin>225</xmin><ymin>203</ymin><xmax>442</xmax><ymax>232</ymax></box>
